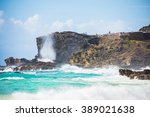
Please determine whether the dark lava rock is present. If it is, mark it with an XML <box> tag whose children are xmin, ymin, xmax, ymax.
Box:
<box><xmin>5</xmin><ymin>57</ymin><xmax>30</xmax><ymax>66</ymax></box>
<box><xmin>119</xmin><ymin>69</ymin><xmax>150</xmax><ymax>80</ymax></box>
<box><xmin>5</xmin><ymin>57</ymin><xmax>56</xmax><ymax>71</ymax></box>
<box><xmin>14</xmin><ymin>61</ymin><xmax>56</xmax><ymax>71</ymax></box>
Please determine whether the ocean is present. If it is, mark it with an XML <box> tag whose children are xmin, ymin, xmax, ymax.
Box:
<box><xmin>0</xmin><ymin>64</ymin><xmax>150</xmax><ymax>100</ymax></box>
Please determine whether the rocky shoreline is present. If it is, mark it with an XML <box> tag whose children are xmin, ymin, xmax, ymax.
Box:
<box><xmin>119</xmin><ymin>69</ymin><xmax>150</xmax><ymax>80</ymax></box>
<box><xmin>1</xmin><ymin>25</ymin><xmax>150</xmax><ymax>80</ymax></box>
<box><xmin>4</xmin><ymin>57</ymin><xmax>56</xmax><ymax>71</ymax></box>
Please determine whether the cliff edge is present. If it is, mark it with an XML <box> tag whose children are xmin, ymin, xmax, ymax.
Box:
<box><xmin>36</xmin><ymin>25</ymin><xmax>150</xmax><ymax>69</ymax></box>
<box><xmin>5</xmin><ymin>25</ymin><xmax>150</xmax><ymax>70</ymax></box>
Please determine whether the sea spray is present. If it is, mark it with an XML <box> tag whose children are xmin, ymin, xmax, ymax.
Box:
<box><xmin>0</xmin><ymin>64</ymin><xmax>150</xmax><ymax>100</ymax></box>
<box><xmin>38</xmin><ymin>34</ymin><xmax>56</xmax><ymax>62</ymax></box>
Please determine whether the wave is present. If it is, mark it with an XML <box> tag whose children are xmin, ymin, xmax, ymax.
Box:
<box><xmin>1</xmin><ymin>64</ymin><xmax>150</xmax><ymax>100</ymax></box>
<box><xmin>3</xmin><ymin>67</ymin><xmax>14</xmax><ymax>72</ymax></box>
<box><xmin>56</xmin><ymin>64</ymin><xmax>120</xmax><ymax>75</ymax></box>
<box><xmin>0</xmin><ymin>77</ymin><xmax>24</xmax><ymax>80</ymax></box>
<box><xmin>8</xmin><ymin>82</ymin><xmax>150</xmax><ymax>100</ymax></box>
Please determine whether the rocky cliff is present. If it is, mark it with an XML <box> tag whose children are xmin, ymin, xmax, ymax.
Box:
<box><xmin>68</xmin><ymin>32</ymin><xmax>150</xmax><ymax>68</ymax></box>
<box><xmin>36</xmin><ymin>26</ymin><xmax>150</xmax><ymax>69</ymax></box>
<box><xmin>36</xmin><ymin>31</ymin><xmax>99</xmax><ymax>63</ymax></box>
<box><xmin>5</xmin><ymin>25</ymin><xmax>150</xmax><ymax>70</ymax></box>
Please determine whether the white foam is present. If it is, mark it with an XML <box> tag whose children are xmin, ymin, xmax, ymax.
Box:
<box><xmin>10</xmin><ymin>82</ymin><xmax>150</xmax><ymax>100</ymax></box>
<box><xmin>3</xmin><ymin>67</ymin><xmax>14</xmax><ymax>72</ymax></box>
<box><xmin>0</xmin><ymin>77</ymin><xmax>24</xmax><ymax>80</ymax></box>
<box><xmin>22</xmin><ymin>71</ymin><xmax>36</xmax><ymax>75</ymax></box>
<box><xmin>57</xmin><ymin>64</ymin><xmax>119</xmax><ymax>76</ymax></box>
<box><xmin>38</xmin><ymin>58</ymin><xmax>53</xmax><ymax>62</ymax></box>
<box><xmin>3</xmin><ymin>65</ymin><xmax>150</xmax><ymax>100</ymax></box>
<box><xmin>38</xmin><ymin>34</ymin><xmax>56</xmax><ymax>63</ymax></box>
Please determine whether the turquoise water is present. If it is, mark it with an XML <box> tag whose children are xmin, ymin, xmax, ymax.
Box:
<box><xmin>0</xmin><ymin>65</ymin><xmax>150</xmax><ymax>100</ymax></box>
<box><xmin>0</xmin><ymin>70</ymin><xmax>101</xmax><ymax>94</ymax></box>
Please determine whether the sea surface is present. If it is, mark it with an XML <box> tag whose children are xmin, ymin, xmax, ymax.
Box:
<box><xmin>0</xmin><ymin>64</ymin><xmax>150</xmax><ymax>100</ymax></box>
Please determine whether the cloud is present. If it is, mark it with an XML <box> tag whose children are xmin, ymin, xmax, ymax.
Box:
<box><xmin>11</xmin><ymin>14</ymin><xmax>41</xmax><ymax>33</ymax></box>
<box><xmin>0</xmin><ymin>10</ymin><xmax>5</xmax><ymax>30</ymax></box>
<box><xmin>11</xmin><ymin>14</ymin><xmax>128</xmax><ymax>35</ymax></box>
<box><xmin>76</xmin><ymin>20</ymin><xmax>127</xmax><ymax>34</ymax></box>
<box><xmin>51</xmin><ymin>19</ymin><xmax>74</xmax><ymax>31</ymax></box>
<box><xmin>49</xmin><ymin>19</ymin><xmax>128</xmax><ymax>34</ymax></box>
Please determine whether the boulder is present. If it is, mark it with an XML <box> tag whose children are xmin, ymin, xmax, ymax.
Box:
<box><xmin>5</xmin><ymin>57</ymin><xmax>56</xmax><ymax>71</ymax></box>
<box><xmin>5</xmin><ymin>57</ymin><xmax>30</xmax><ymax>66</ymax></box>
<box><xmin>14</xmin><ymin>61</ymin><xmax>56</xmax><ymax>71</ymax></box>
<box><xmin>119</xmin><ymin>69</ymin><xmax>150</xmax><ymax>80</ymax></box>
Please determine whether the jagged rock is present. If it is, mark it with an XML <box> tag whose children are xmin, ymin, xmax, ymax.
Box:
<box><xmin>14</xmin><ymin>61</ymin><xmax>56</xmax><ymax>71</ymax></box>
<box><xmin>119</xmin><ymin>69</ymin><xmax>150</xmax><ymax>80</ymax></box>
<box><xmin>36</xmin><ymin>30</ymin><xmax>150</xmax><ymax>69</ymax></box>
<box><xmin>68</xmin><ymin>32</ymin><xmax>150</xmax><ymax>68</ymax></box>
<box><xmin>5</xmin><ymin>25</ymin><xmax>150</xmax><ymax>70</ymax></box>
<box><xmin>5</xmin><ymin>57</ymin><xmax>30</xmax><ymax>66</ymax></box>
<box><xmin>36</xmin><ymin>31</ymin><xmax>99</xmax><ymax>63</ymax></box>
<box><xmin>4</xmin><ymin>57</ymin><xmax>55</xmax><ymax>71</ymax></box>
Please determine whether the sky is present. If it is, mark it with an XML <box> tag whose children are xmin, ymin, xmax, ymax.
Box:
<box><xmin>0</xmin><ymin>0</ymin><xmax>150</xmax><ymax>65</ymax></box>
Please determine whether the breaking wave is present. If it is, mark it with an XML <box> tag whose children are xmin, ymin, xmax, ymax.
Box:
<box><xmin>0</xmin><ymin>64</ymin><xmax>150</xmax><ymax>100</ymax></box>
<box><xmin>9</xmin><ymin>82</ymin><xmax>150</xmax><ymax>100</ymax></box>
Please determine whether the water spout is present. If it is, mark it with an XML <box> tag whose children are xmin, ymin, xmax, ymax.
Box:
<box><xmin>38</xmin><ymin>34</ymin><xmax>56</xmax><ymax>62</ymax></box>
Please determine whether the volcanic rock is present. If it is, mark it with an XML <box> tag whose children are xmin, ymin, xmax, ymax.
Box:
<box><xmin>5</xmin><ymin>25</ymin><xmax>150</xmax><ymax>70</ymax></box>
<box><xmin>5</xmin><ymin>57</ymin><xmax>30</xmax><ymax>66</ymax></box>
<box><xmin>119</xmin><ymin>69</ymin><xmax>150</xmax><ymax>80</ymax></box>
<box><xmin>36</xmin><ymin>28</ymin><xmax>150</xmax><ymax>69</ymax></box>
<box><xmin>14</xmin><ymin>61</ymin><xmax>56</xmax><ymax>71</ymax></box>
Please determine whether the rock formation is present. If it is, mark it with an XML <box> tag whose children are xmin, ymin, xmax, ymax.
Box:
<box><xmin>14</xmin><ymin>61</ymin><xmax>55</xmax><ymax>71</ymax></box>
<box><xmin>5</xmin><ymin>57</ymin><xmax>30</xmax><ymax>66</ymax></box>
<box><xmin>4</xmin><ymin>57</ymin><xmax>55</xmax><ymax>71</ymax></box>
<box><xmin>36</xmin><ymin>31</ymin><xmax>99</xmax><ymax>63</ymax></box>
<box><xmin>68</xmin><ymin>31</ymin><xmax>150</xmax><ymax>68</ymax></box>
<box><xmin>36</xmin><ymin>29</ymin><xmax>150</xmax><ymax>69</ymax></box>
<box><xmin>4</xmin><ymin>25</ymin><xmax>150</xmax><ymax>71</ymax></box>
<box><xmin>119</xmin><ymin>69</ymin><xmax>150</xmax><ymax>80</ymax></box>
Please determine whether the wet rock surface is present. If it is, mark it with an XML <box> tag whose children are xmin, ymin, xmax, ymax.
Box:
<box><xmin>119</xmin><ymin>69</ymin><xmax>150</xmax><ymax>80</ymax></box>
<box><xmin>14</xmin><ymin>61</ymin><xmax>56</xmax><ymax>71</ymax></box>
<box><xmin>4</xmin><ymin>57</ymin><xmax>56</xmax><ymax>71</ymax></box>
<box><xmin>5</xmin><ymin>57</ymin><xmax>30</xmax><ymax>66</ymax></box>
